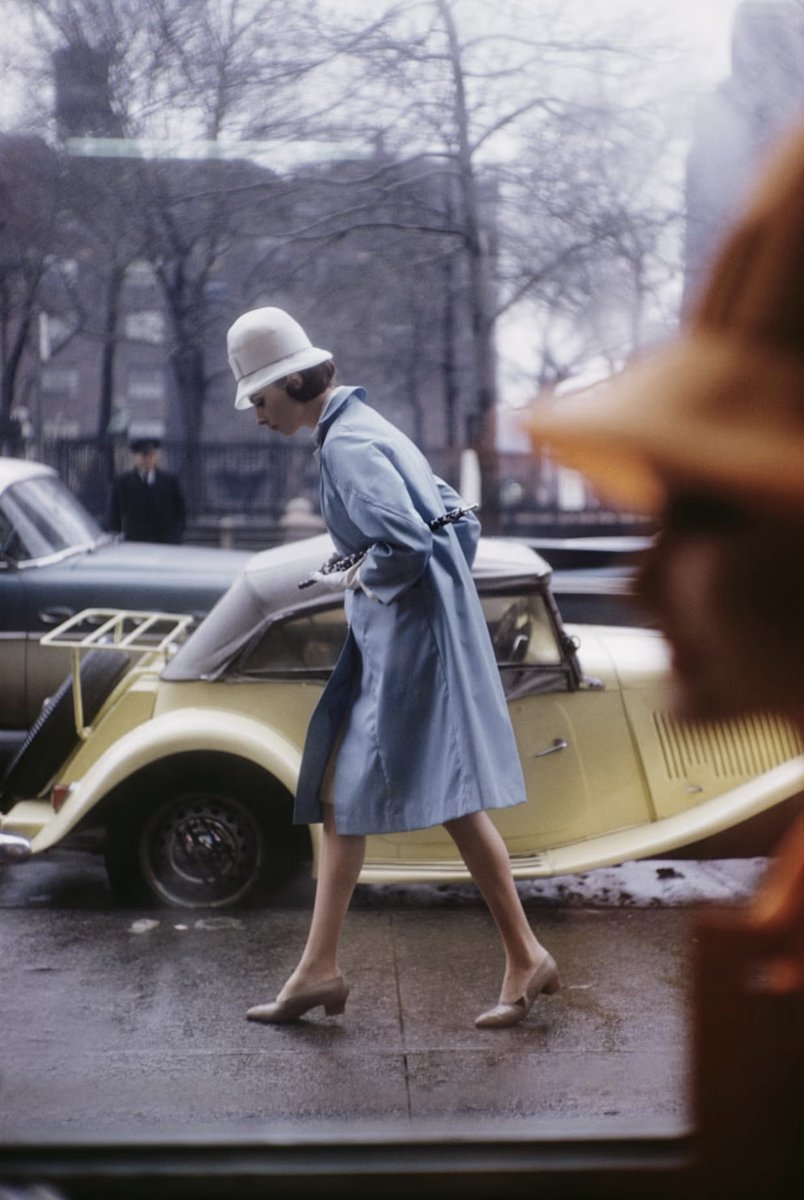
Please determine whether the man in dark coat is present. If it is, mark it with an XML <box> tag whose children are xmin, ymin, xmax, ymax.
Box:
<box><xmin>108</xmin><ymin>438</ymin><xmax>186</xmax><ymax>544</ymax></box>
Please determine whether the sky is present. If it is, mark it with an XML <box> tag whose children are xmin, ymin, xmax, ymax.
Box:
<box><xmin>494</xmin><ymin>0</ymin><xmax>748</xmax><ymax>433</ymax></box>
<box><xmin>608</xmin><ymin>0</ymin><xmax>741</xmax><ymax>75</ymax></box>
<box><xmin>0</xmin><ymin>0</ymin><xmax>750</xmax><ymax>439</ymax></box>
<box><xmin>0</xmin><ymin>0</ymin><xmax>744</xmax><ymax>128</ymax></box>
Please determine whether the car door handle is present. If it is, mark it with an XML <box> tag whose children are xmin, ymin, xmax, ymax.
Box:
<box><xmin>39</xmin><ymin>606</ymin><xmax>75</xmax><ymax>625</ymax></box>
<box><xmin>532</xmin><ymin>738</ymin><xmax>568</xmax><ymax>758</ymax></box>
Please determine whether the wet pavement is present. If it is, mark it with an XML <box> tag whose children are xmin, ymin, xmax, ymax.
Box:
<box><xmin>2</xmin><ymin>905</ymin><xmax>688</xmax><ymax>1137</ymax></box>
<box><xmin>0</xmin><ymin>851</ymin><xmax>768</xmax><ymax>1144</ymax></box>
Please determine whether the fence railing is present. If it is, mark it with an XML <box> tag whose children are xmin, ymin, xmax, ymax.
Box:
<box><xmin>22</xmin><ymin>438</ymin><xmax>651</xmax><ymax>546</ymax></box>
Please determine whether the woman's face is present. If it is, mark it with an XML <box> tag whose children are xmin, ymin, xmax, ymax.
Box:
<box><xmin>638</xmin><ymin>491</ymin><xmax>804</xmax><ymax>730</ymax></box>
<box><xmin>250</xmin><ymin>378</ymin><xmax>314</xmax><ymax>437</ymax></box>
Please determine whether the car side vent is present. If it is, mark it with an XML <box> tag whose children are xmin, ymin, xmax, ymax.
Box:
<box><xmin>653</xmin><ymin>711</ymin><xmax>803</xmax><ymax>780</ymax></box>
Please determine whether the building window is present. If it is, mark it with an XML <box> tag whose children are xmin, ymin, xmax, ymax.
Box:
<box><xmin>127</xmin><ymin>367</ymin><xmax>165</xmax><ymax>403</ymax></box>
<box><xmin>125</xmin><ymin>259</ymin><xmax>155</xmax><ymax>284</ymax></box>
<box><xmin>125</xmin><ymin>310</ymin><xmax>165</xmax><ymax>344</ymax></box>
<box><xmin>40</xmin><ymin>365</ymin><xmax>79</xmax><ymax>397</ymax></box>
<box><xmin>39</xmin><ymin>314</ymin><xmax>75</xmax><ymax>359</ymax></box>
<box><xmin>54</xmin><ymin>258</ymin><xmax>78</xmax><ymax>280</ymax></box>
<box><xmin>42</xmin><ymin>417</ymin><xmax>80</xmax><ymax>438</ymax></box>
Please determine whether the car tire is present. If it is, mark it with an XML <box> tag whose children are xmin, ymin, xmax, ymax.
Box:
<box><xmin>0</xmin><ymin>649</ymin><xmax>131</xmax><ymax>806</ymax></box>
<box><xmin>104</xmin><ymin>759</ymin><xmax>303</xmax><ymax>909</ymax></box>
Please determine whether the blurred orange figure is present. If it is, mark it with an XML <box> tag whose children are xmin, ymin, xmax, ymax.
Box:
<box><xmin>526</xmin><ymin>121</ymin><xmax>804</xmax><ymax>1199</ymax></box>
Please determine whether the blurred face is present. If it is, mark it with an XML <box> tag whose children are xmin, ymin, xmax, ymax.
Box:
<box><xmin>133</xmin><ymin>448</ymin><xmax>159</xmax><ymax>471</ymax></box>
<box><xmin>638</xmin><ymin>491</ymin><xmax>804</xmax><ymax>731</ymax></box>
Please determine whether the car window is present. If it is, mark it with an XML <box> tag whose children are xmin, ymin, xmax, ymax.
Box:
<box><xmin>484</xmin><ymin>591</ymin><xmax>562</xmax><ymax>666</ymax></box>
<box><xmin>0</xmin><ymin>506</ymin><xmax>25</xmax><ymax>561</ymax></box>
<box><xmin>235</xmin><ymin>605</ymin><xmax>349</xmax><ymax>676</ymax></box>
<box><xmin>0</xmin><ymin>477</ymin><xmax>102</xmax><ymax>561</ymax></box>
<box><xmin>234</xmin><ymin>588</ymin><xmax>562</xmax><ymax>678</ymax></box>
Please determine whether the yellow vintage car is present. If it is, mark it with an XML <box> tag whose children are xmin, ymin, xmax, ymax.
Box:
<box><xmin>1</xmin><ymin>534</ymin><xmax>802</xmax><ymax>907</ymax></box>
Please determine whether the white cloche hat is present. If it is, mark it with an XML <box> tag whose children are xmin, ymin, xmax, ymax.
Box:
<box><xmin>227</xmin><ymin>307</ymin><xmax>332</xmax><ymax>410</ymax></box>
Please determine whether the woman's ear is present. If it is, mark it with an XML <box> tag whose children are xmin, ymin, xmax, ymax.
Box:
<box><xmin>285</xmin><ymin>373</ymin><xmax>305</xmax><ymax>399</ymax></box>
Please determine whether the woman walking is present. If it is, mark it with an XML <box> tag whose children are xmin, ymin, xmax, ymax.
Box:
<box><xmin>226</xmin><ymin>306</ymin><xmax>558</xmax><ymax>1028</ymax></box>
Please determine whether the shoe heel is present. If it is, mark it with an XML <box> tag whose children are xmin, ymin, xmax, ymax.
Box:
<box><xmin>324</xmin><ymin>983</ymin><xmax>349</xmax><ymax>1016</ymax></box>
<box><xmin>543</xmin><ymin>973</ymin><xmax>560</xmax><ymax>995</ymax></box>
<box><xmin>541</xmin><ymin>954</ymin><xmax>560</xmax><ymax>995</ymax></box>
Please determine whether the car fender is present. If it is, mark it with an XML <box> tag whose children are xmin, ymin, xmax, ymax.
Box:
<box><xmin>30</xmin><ymin>709</ymin><xmax>303</xmax><ymax>853</ymax></box>
<box><xmin>536</xmin><ymin>754</ymin><xmax>804</xmax><ymax>877</ymax></box>
<box><xmin>358</xmin><ymin>756</ymin><xmax>804</xmax><ymax>883</ymax></box>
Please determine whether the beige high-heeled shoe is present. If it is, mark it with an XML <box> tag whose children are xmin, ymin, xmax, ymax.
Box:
<box><xmin>246</xmin><ymin>975</ymin><xmax>349</xmax><ymax>1024</ymax></box>
<box><xmin>475</xmin><ymin>953</ymin><xmax>560</xmax><ymax>1028</ymax></box>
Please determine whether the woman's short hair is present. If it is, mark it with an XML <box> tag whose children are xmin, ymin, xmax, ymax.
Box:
<box><xmin>282</xmin><ymin>360</ymin><xmax>336</xmax><ymax>402</ymax></box>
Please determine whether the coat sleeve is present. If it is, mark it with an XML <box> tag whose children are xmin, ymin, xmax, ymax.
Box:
<box><xmin>168</xmin><ymin>472</ymin><xmax>186</xmax><ymax>543</ymax></box>
<box><xmin>106</xmin><ymin>478</ymin><xmax>123</xmax><ymax>533</ymax></box>
<box><xmin>323</xmin><ymin>437</ymin><xmax>433</xmax><ymax>605</ymax></box>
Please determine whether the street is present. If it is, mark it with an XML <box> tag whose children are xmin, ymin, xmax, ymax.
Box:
<box><xmin>0</xmin><ymin>847</ymin><xmax>767</xmax><ymax>1142</ymax></box>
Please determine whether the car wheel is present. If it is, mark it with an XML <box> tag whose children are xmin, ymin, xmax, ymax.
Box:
<box><xmin>104</xmin><ymin>763</ymin><xmax>299</xmax><ymax>909</ymax></box>
<box><xmin>0</xmin><ymin>649</ymin><xmax>131</xmax><ymax>805</ymax></box>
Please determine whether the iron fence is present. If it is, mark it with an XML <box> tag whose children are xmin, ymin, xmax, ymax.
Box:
<box><xmin>24</xmin><ymin>438</ymin><xmax>651</xmax><ymax>547</ymax></box>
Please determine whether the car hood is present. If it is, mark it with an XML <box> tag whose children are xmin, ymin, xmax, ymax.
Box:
<box><xmin>80</xmin><ymin>539</ymin><xmax>253</xmax><ymax>584</ymax></box>
<box><xmin>568</xmin><ymin>623</ymin><xmax>671</xmax><ymax>691</ymax></box>
<box><xmin>34</xmin><ymin>539</ymin><xmax>254</xmax><ymax>621</ymax></box>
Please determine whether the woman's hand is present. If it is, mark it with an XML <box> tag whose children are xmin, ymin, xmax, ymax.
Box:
<box><xmin>311</xmin><ymin>556</ymin><xmax>365</xmax><ymax>590</ymax></box>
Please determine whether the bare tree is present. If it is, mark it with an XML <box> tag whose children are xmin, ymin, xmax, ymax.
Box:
<box><xmin>296</xmin><ymin>0</ymin><xmax>681</xmax><ymax>524</ymax></box>
<box><xmin>501</xmin><ymin>101</ymin><xmax>683</xmax><ymax>384</ymax></box>
<box><xmin>3</xmin><ymin>0</ymin><xmax>686</xmax><ymax>528</ymax></box>
<box><xmin>9</xmin><ymin>0</ymin><xmax>328</xmax><ymax>483</ymax></box>
<box><xmin>0</xmin><ymin>136</ymin><xmax>71</xmax><ymax>449</ymax></box>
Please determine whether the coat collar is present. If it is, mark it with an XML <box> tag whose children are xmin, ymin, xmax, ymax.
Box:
<box><xmin>314</xmin><ymin>386</ymin><xmax>366</xmax><ymax>449</ymax></box>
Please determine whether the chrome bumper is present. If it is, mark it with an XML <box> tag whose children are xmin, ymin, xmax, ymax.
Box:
<box><xmin>0</xmin><ymin>831</ymin><xmax>32</xmax><ymax>864</ymax></box>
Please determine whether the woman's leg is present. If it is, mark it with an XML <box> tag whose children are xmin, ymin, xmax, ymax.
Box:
<box><xmin>444</xmin><ymin>809</ymin><xmax>551</xmax><ymax>1003</ymax></box>
<box><xmin>277</xmin><ymin>800</ymin><xmax>366</xmax><ymax>999</ymax></box>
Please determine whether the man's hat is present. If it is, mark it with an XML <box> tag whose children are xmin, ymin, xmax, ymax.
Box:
<box><xmin>525</xmin><ymin>122</ymin><xmax>804</xmax><ymax>517</ymax></box>
<box><xmin>130</xmin><ymin>437</ymin><xmax>160</xmax><ymax>454</ymax></box>
<box><xmin>227</xmin><ymin>307</ymin><xmax>332</xmax><ymax>410</ymax></box>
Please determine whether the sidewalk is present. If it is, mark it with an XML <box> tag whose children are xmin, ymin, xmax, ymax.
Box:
<box><xmin>6</xmin><ymin>854</ymin><xmax>767</xmax><ymax>1195</ymax></box>
<box><xmin>1</xmin><ymin>891</ymin><xmax>698</xmax><ymax>1140</ymax></box>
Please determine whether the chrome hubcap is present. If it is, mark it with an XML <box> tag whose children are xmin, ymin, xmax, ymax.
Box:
<box><xmin>143</xmin><ymin>794</ymin><xmax>261</xmax><ymax>907</ymax></box>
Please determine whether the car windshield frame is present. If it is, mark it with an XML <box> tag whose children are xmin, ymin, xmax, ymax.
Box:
<box><xmin>0</xmin><ymin>475</ymin><xmax>107</xmax><ymax>566</ymax></box>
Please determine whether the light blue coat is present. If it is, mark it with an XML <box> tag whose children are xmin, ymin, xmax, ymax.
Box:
<box><xmin>294</xmin><ymin>387</ymin><xmax>527</xmax><ymax>834</ymax></box>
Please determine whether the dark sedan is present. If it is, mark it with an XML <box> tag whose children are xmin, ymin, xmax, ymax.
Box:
<box><xmin>0</xmin><ymin>457</ymin><xmax>250</xmax><ymax>738</ymax></box>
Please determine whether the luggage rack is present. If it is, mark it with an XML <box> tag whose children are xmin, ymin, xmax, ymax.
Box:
<box><xmin>40</xmin><ymin>609</ymin><xmax>194</xmax><ymax>738</ymax></box>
